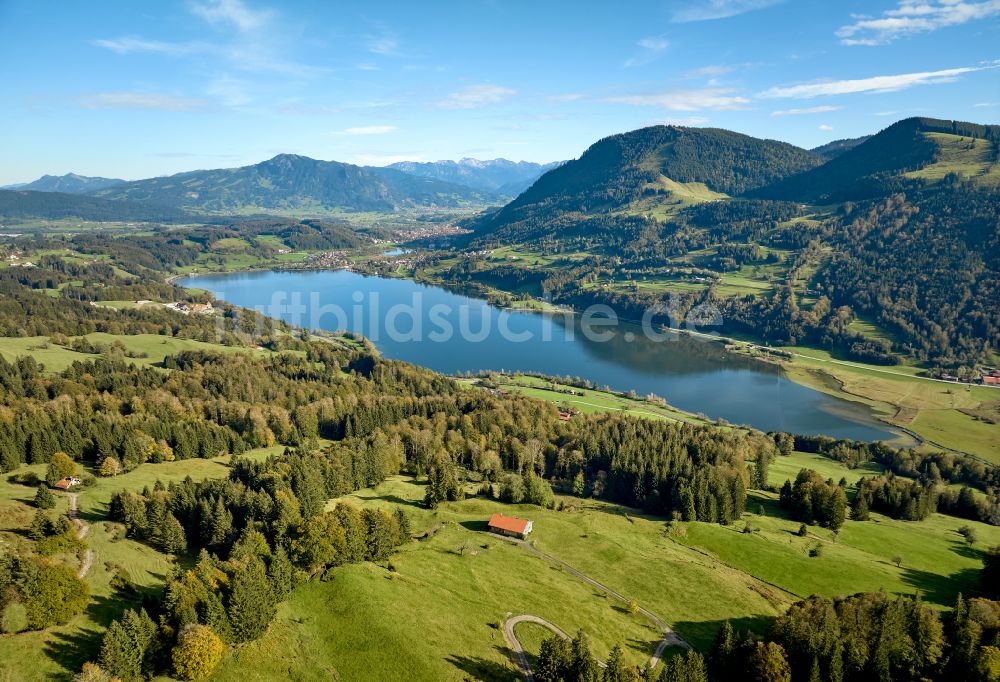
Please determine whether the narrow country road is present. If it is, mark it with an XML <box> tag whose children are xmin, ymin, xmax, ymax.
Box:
<box><xmin>67</xmin><ymin>492</ymin><xmax>93</xmax><ymax>579</ymax></box>
<box><xmin>503</xmin><ymin>615</ymin><xmax>608</xmax><ymax>682</ymax></box>
<box><xmin>498</xmin><ymin>536</ymin><xmax>689</xmax><ymax>681</ymax></box>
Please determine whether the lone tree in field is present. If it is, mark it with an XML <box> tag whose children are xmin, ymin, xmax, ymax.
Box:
<box><xmin>33</xmin><ymin>485</ymin><xmax>56</xmax><ymax>510</ymax></box>
<box><xmin>45</xmin><ymin>452</ymin><xmax>76</xmax><ymax>486</ymax></box>
<box><xmin>892</xmin><ymin>555</ymin><xmax>904</xmax><ymax>568</ymax></box>
<box><xmin>99</xmin><ymin>456</ymin><xmax>122</xmax><ymax>477</ymax></box>
<box><xmin>172</xmin><ymin>624</ymin><xmax>224</xmax><ymax>680</ymax></box>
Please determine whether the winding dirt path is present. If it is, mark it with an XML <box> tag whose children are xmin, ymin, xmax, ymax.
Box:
<box><xmin>67</xmin><ymin>492</ymin><xmax>93</xmax><ymax>579</ymax></box>
<box><xmin>498</xmin><ymin>536</ymin><xmax>689</xmax><ymax>680</ymax></box>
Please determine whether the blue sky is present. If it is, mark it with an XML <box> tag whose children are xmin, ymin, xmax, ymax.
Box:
<box><xmin>0</xmin><ymin>0</ymin><xmax>997</xmax><ymax>184</ymax></box>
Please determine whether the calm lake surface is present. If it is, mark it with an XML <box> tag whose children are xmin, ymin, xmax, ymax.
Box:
<box><xmin>181</xmin><ymin>269</ymin><xmax>898</xmax><ymax>441</ymax></box>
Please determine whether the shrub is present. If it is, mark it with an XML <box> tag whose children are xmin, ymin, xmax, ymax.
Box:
<box><xmin>1</xmin><ymin>603</ymin><xmax>28</xmax><ymax>634</ymax></box>
<box><xmin>172</xmin><ymin>624</ymin><xmax>225</xmax><ymax>680</ymax></box>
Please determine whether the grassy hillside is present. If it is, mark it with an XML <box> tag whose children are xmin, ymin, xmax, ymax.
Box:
<box><xmin>755</xmin><ymin>117</ymin><xmax>1000</xmax><ymax>201</ymax></box>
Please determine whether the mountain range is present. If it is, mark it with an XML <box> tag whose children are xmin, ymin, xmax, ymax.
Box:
<box><xmin>475</xmin><ymin>117</ymin><xmax>1000</xmax><ymax>239</ymax></box>
<box><xmin>387</xmin><ymin>158</ymin><xmax>561</xmax><ymax>196</ymax></box>
<box><xmin>4</xmin><ymin>117</ymin><xmax>997</xmax><ymax>225</ymax></box>
<box><xmin>1</xmin><ymin>173</ymin><xmax>126</xmax><ymax>194</ymax></box>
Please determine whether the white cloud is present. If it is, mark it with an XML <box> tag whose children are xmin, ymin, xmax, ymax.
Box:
<box><xmin>79</xmin><ymin>92</ymin><xmax>208</xmax><ymax>111</ymax></box>
<box><xmin>94</xmin><ymin>0</ymin><xmax>323</xmax><ymax>79</ymax></box>
<box><xmin>548</xmin><ymin>93</ymin><xmax>584</xmax><ymax>102</ymax></box>
<box><xmin>974</xmin><ymin>101</ymin><xmax>998</xmax><ymax>107</ymax></box>
<box><xmin>606</xmin><ymin>88</ymin><xmax>749</xmax><ymax>111</ymax></box>
<box><xmin>190</xmin><ymin>0</ymin><xmax>272</xmax><ymax>33</ymax></box>
<box><xmin>332</xmin><ymin>125</ymin><xmax>398</xmax><ymax>136</ymax></box>
<box><xmin>439</xmin><ymin>84</ymin><xmax>516</xmax><ymax>110</ymax></box>
<box><xmin>91</xmin><ymin>37</ymin><xmax>202</xmax><ymax>56</ymax></box>
<box><xmin>683</xmin><ymin>64</ymin><xmax>739</xmax><ymax>79</ymax></box>
<box><xmin>206</xmin><ymin>75</ymin><xmax>252</xmax><ymax>107</ymax></box>
<box><xmin>356</xmin><ymin>63</ymin><xmax>380</xmax><ymax>71</ymax></box>
<box><xmin>837</xmin><ymin>0</ymin><xmax>1000</xmax><ymax>45</ymax></box>
<box><xmin>818</xmin><ymin>124</ymin><xmax>835</xmax><ymax>131</ymax></box>
<box><xmin>624</xmin><ymin>36</ymin><xmax>669</xmax><ymax>67</ymax></box>
<box><xmin>759</xmin><ymin>65</ymin><xmax>992</xmax><ymax>98</ymax></box>
<box><xmin>771</xmin><ymin>105</ymin><xmax>843</xmax><ymax>116</ymax></box>
<box><xmin>673</xmin><ymin>0</ymin><xmax>785</xmax><ymax>22</ymax></box>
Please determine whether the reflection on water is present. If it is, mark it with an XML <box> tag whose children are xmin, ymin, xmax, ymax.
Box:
<box><xmin>180</xmin><ymin>269</ymin><xmax>899</xmax><ymax>442</ymax></box>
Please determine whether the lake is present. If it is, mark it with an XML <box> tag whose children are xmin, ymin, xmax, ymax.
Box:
<box><xmin>180</xmin><ymin>269</ymin><xmax>899</xmax><ymax>441</ymax></box>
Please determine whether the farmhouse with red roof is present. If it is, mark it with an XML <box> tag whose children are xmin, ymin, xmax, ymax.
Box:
<box><xmin>487</xmin><ymin>513</ymin><xmax>533</xmax><ymax>539</ymax></box>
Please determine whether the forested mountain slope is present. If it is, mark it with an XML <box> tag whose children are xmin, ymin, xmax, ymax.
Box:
<box><xmin>0</xmin><ymin>189</ymin><xmax>190</xmax><ymax>223</ymax></box>
<box><xmin>474</xmin><ymin>125</ymin><xmax>822</xmax><ymax>239</ymax></box>
<box><xmin>755</xmin><ymin>117</ymin><xmax>1000</xmax><ymax>202</ymax></box>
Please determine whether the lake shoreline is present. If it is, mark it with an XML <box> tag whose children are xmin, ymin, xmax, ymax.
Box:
<box><xmin>178</xmin><ymin>268</ymin><xmax>904</xmax><ymax>442</ymax></box>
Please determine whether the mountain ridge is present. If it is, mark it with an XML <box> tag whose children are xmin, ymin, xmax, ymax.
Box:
<box><xmin>4</xmin><ymin>173</ymin><xmax>126</xmax><ymax>194</ymax></box>
<box><xmin>388</xmin><ymin>158</ymin><xmax>561</xmax><ymax>195</ymax></box>
<box><xmin>91</xmin><ymin>154</ymin><xmax>495</xmax><ymax>214</ymax></box>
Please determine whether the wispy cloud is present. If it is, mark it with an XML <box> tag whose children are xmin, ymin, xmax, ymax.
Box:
<box><xmin>682</xmin><ymin>64</ymin><xmax>739</xmax><ymax>79</ymax></box>
<box><xmin>93</xmin><ymin>0</ymin><xmax>324</xmax><ymax>81</ymax></box>
<box><xmin>624</xmin><ymin>36</ymin><xmax>669</xmax><ymax>67</ymax></box>
<box><xmin>91</xmin><ymin>37</ymin><xmax>203</xmax><ymax>56</ymax></box>
<box><xmin>759</xmin><ymin>65</ymin><xmax>992</xmax><ymax>98</ymax></box>
<box><xmin>837</xmin><ymin>0</ymin><xmax>1000</xmax><ymax>45</ymax></box>
<box><xmin>78</xmin><ymin>92</ymin><xmax>208</xmax><ymax>111</ymax></box>
<box><xmin>606</xmin><ymin>88</ymin><xmax>749</xmax><ymax>111</ymax></box>
<box><xmin>818</xmin><ymin>124</ymin><xmax>834</xmax><ymax>131</ymax></box>
<box><xmin>364</xmin><ymin>24</ymin><xmax>402</xmax><ymax>56</ymax></box>
<box><xmin>771</xmin><ymin>105</ymin><xmax>843</xmax><ymax>116</ymax></box>
<box><xmin>672</xmin><ymin>0</ymin><xmax>785</xmax><ymax>22</ymax></box>
<box><xmin>190</xmin><ymin>0</ymin><xmax>273</xmax><ymax>32</ymax></box>
<box><xmin>439</xmin><ymin>84</ymin><xmax>516</xmax><ymax>110</ymax></box>
<box><xmin>973</xmin><ymin>101</ymin><xmax>998</xmax><ymax>107</ymax></box>
<box><xmin>331</xmin><ymin>125</ymin><xmax>398</xmax><ymax>136</ymax></box>
<box><xmin>548</xmin><ymin>93</ymin><xmax>585</xmax><ymax>102</ymax></box>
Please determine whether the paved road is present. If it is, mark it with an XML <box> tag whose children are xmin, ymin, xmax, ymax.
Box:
<box><xmin>498</xmin><ymin>536</ymin><xmax>689</xmax><ymax>680</ymax></box>
<box><xmin>67</xmin><ymin>493</ymin><xmax>93</xmax><ymax>579</ymax></box>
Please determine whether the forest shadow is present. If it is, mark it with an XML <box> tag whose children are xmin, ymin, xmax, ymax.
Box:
<box><xmin>672</xmin><ymin>613</ymin><xmax>775</xmax><ymax>650</ymax></box>
<box><xmin>350</xmin><ymin>491</ymin><xmax>424</xmax><ymax>509</ymax></box>
<box><xmin>41</xmin><ymin>591</ymin><xmax>137</xmax><ymax>679</ymax></box>
<box><xmin>898</xmin><ymin>565</ymin><xmax>982</xmax><ymax>604</ymax></box>
<box><xmin>446</xmin><ymin>648</ymin><xmax>519</xmax><ymax>682</ymax></box>
<box><xmin>948</xmin><ymin>539</ymin><xmax>985</xmax><ymax>561</ymax></box>
<box><xmin>625</xmin><ymin>636</ymin><xmax>664</xmax><ymax>658</ymax></box>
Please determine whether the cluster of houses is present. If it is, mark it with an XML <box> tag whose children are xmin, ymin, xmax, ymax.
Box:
<box><xmin>982</xmin><ymin>369</ymin><xmax>1000</xmax><ymax>386</ymax></box>
<box><xmin>303</xmin><ymin>251</ymin><xmax>348</xmax><ymax>269</ymax></box>
<box><xmin>164</xmin><ymin>301</ymin><xmax>215</xmax><ymax>315</ymax></box>
<box><xmin>393</xmin><ymin>225</ymin><xmax>471</xmax><ymax>241</ymax></box>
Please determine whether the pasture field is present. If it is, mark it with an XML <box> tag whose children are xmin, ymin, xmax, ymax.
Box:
<box><xmin>1</xmin><ymin>445</ymin><xmax>996</xmax><ymax>680</ymax></box>
<box><xmin>0</xmin><ymin>333</ymin><xmax>264</xmax><ymax>374</ymax></box>
<box><xmin>778</xmin><ymin>348</ymin><xmax>1000</xmax><ymax>462</ymax></box>
<box><xmin>475</xmin><ymin>374</ymin><xmax>715</xmax><ymax>426</ymax></box>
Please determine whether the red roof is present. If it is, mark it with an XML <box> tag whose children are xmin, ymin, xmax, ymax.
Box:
<box><xmin>54</xmin><ymin>478</ymin><xmax>72</xmax><ymax>490</ymax></box>
<box><xmin>488</xmin><ymin>513</ymin><xmax>530</xmax><ymax>534</ymax></box>
<box><xmin>984</xmin><ymin>376</ymin><xmax>1000</xmax><ymax>385</ymax></box>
